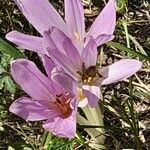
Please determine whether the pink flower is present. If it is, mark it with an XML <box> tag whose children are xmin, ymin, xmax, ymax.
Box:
<box><xmin>43</xmin><ymin>27</ymin><xmax>142</xmax><ymax>107</ymax></box>
<box><xmin>9</xmin><ymin>58</ymin><xmax>77</xmax><ymax>138</ymax></box>
<box><xmin>6</xmin><ymin>0</ymin><xmax>116</xmax><ymax>53</ymax></box>
<box><xmin>5</xmin><ymin>0</ymin><xmax>142</xmax><ymax>107</ymax></box>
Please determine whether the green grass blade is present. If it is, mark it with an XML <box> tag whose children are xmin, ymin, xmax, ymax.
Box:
<box><xmin>0</xmin><ymin>38</ymin><xmax>24</xmax><ymax>58</ymax></box>
<box><xmin>107</xmin><ymin>41</ymin><xmax>150</xmax><ymax>61</ymax></box>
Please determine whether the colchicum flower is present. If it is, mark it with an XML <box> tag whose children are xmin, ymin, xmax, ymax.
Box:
<box><xmin>5</xmin><ymin>0</ymin><xmax>142</xmax><ymax>107</ymax></box>
<box><xmin>9</xmin><ymin>58</ymin><xmax>77</xmax><ymax>138</ymax></box>
<box><xmin>5</xmin><ymin>0</ymin><xmax>117</xmax><ymax>108</ymax></box>
<box><xmin>43</xmin><ymin>27</ymin><xmax>142</xmax><ymax>107</ymax></box>
<box><xmin>6</xmin><ymin>0</ymin><xmax>116</xmax><ymax>53</ymax></box>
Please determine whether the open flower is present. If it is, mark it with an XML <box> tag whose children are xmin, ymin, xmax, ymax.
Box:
<box><xmin>9</xmin><ymin>58</ymin><xmax>77</xmax><ymax>138</ymax></box>
<box><xmin>43</xmin><ymin>27</ymin><xmax>142</xmax><ymax>107</ymax></box>
<box><xmin>5</xmin><ymin>0</ymin><xmax>116</xmax><ymax>108</ymax></box>
<box><xmin>6</xmin><ymin>0</ymin><xmax>116</xmax><ymax>53</ymax></box>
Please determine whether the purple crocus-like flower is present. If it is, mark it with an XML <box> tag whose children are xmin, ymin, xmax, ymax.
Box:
<box><xmin>5</xmin><ymin>0</ymin><xmax>142</xmax><ymax>107</ymax></box>
<box><xmin>43</xmin><ymin>27</ymin><xmax>142</xmax><ymax>107</ymax></box>
<box><xmin>6</xmin><ymin>0</ymin><xmax>116</xmax><ymax>53</ymax></box>
<box><xmin>9</xmin><ymin>58</ymin><xmax>77</xmax><ymax>138</ymax></box>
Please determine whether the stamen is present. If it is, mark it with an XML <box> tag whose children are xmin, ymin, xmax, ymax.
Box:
<box><xmin>87</xmin><ymin>77</ymin><xmax>92</xmax><ymax>83</ymax></box>
<box><xmin>66</xmin><ymin>93</ymin><xmax>70</xmax><ymax>96</ymax></box>
<box><xmin>74</xmin><ymin>32</ymin><xmax>80</xmax><ymax>41</ymax></box>
<box><xmin>77</xmin><ymin>88</ymin><xmax>86</xmax><ymax>101</ymax></box>
<box><xmin>83</xmin><ymin>79</ymin><xmax>87</xmax><ymax>84</ymax></box>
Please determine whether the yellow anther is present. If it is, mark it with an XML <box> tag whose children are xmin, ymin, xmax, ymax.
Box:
<box><xmin>87</xmin><ymin>77</ymin><xmax>92</xmax><ymax>83</ymax></box>
<box><xmin>77</xmin><ymin>88</ymin><xmax>86</xmax><ymax>101</ymax></box>
<box><xmin>83</xmin><ymin>79</ymin><xmax>87</xmax><ymax>84</ymax></box>
<box><xmin>74</xmin><ymin>32</ymin><xmax>80</xmax><ymax>41</ymax></box>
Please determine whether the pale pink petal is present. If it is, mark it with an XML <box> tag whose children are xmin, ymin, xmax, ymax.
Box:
<box><xmin>47</xmin><ymin>47</ymin><xmax>81</xmax><ymax>81</ymax></box>
<box><xmin>40</xmin><ymin>55</ymin><xmax>63</xmax><ymax>96</ymax></box>
<box><xmin>94</xmin><ymin>34</ymin><xmax>114</xmax><ymax>46</ymax></box>
<box><xmin>82</xmin><ymin>85</ymin><xmax>101</xmax><ymax>107</ymax></box>
<box><xmin>6</xmin><ymin>31</ymin><xmax>46</xmax><ymax>54</ymax></box>
<box><xmin>9</xmin><ymin>97</ymin><xmax>58</xmax><ymax>121</ymax></box>
<box><xmin>43</xmin><ymin>112</ymin><xmax>76</xmax><ymax>138</ymax></box>
<box><xmin>14</xmin><ymin>0</ymin><xmax>67</xmax><ymax>35</ymax></box>
<box><xmin>11</xmin><ymin>59</ymin><xmax>54</xmax><ymax>104</ymax></box>
<box><xmin>51</xmin><ymin>67</ymin><xmax>75</xmax><ymax>93</ymax></box>
<box><xmin>45</xmin><ymin>27</ymin><xmax>83</xmax><ymax>67</ymax></box>
<box><xmin>82</xmin><ymin>36</ymin><xmax>97</xmax><ymax>68</ymax></box>
<box><xmin>41</xmin><ymin>55</ymin><xmax>56</xmax><ymax>78</ymax></box>
<box><xmin>101</xmin><ymin>59</ymin><xmax>142</xmax><ymax>85</ymax></box>
<box><xmin>64</xmin><ymin>0</ymin><xmax>85</xmax><ymax>41</ymax></box>
<box><xmin>43</xmin><ymin>31</ymin><xmax>81</xmax><ymax>81</ymax></box>
<box><xmin>88</xmin><ymin>0</ymin><xmax>116</xmax><ymax>46</ymax></box>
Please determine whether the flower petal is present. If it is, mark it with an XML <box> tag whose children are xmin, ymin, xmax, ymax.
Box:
<box><xmin>82</xmin><ymin>36</ymin><xmax>97</xmax><ymax>68</ymax></box>
<box><xmin>9</xmin><ymin>97</ymin><xmax>58</xmax><ymax>121</ymax></box>
<box><xmin>45</xmin><ymin>27</ymin><xmax>83</xmax><ymax>67</ymax></box>
<box><xmin>47</xmin><ymin>47</ymin><xmax>81</xmax><ymax>81</ymax></box>
<box><xmin>51</xmin><ymin>66</ymin><xmax>74</xmax><ymax>93</ymax></box>
<box><xmin>43</xmin><ymin>30</ymin><xmax>81</xmax><ymax>80</ymax></box>
<box><xmin>44</xmin><ymin>32</ymin><xmax>80</xmax><ymax>79</ymax></box>
<box><xmin>11</xmin><ymin>59</ymin><xmax>54</xmax><ymax>103</ymax></box>
<box><xmin>82</xmin><ymin>85</ymin><xmax>101</xmax><ymax>107</ymax></box>
<box><xmin>41</xmin><ymin>55</ymin><xmax>56</xmax><ymax>78</ymax></box>
<box><xmin>6</xmin><ymin>31</ymin><xmax>45</xmax><ymax>54</ymax></box>
<box><xmin>88</xmin><ymin>0</ymin><xmax>116</xmax><ymax>45</ymax></box>
<box><xmin>94</xmin><ymin>34</ymin><xmax>114</xmax><ymax>46</ymax></box>
<box><xmin>101</xmin><ymin>59</ymin><xmax>142</xmax><ymax>85</ymax></box>
<box><xmin>40</xmin><ymin>55</ymin><xmax>63</xmax><ymax>96</ymax></box>
<box><xmin>14</xmin><ymin>0</ymin><xmax>67</xmax><ymax>35</ymax></box>
<box><xmin>64</xmin><ymin>0</ymin><xmax>85</xmax><ymax>41</ymax></box>
<box><xmin>43</xmin><ymin>112</ymin><xmax>76</xmax><ymax>138</ymax></box>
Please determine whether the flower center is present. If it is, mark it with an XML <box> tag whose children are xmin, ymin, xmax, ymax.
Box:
<box><xmin>54</xmin><ymin>94</ymin><xmax>72</xmax><ymax>118</ymax></box>
<box><xmin>77</xmin><ymin>63</ymin><xmax>103</xmax><ymax>85</ymax></box>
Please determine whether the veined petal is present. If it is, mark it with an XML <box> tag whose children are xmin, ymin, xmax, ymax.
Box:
<box><xmin>47</xmin><ymin>47</ymin><xmax>81</xmax><ymax>81</ymax></box>
<box><xmin>11</xmin><ymin>59</ymin><xmax>54</xmax><ymax>103</ymax></box>
<box><xmin>64</xmin><ymin>0</ymin><xmax>85</xmax><ymax>41</ymax></box>
<box><xmin>88</xmin><ymin>0</ymin><xmax>116</xmax><ymax>45</ymax></box>
<box><xmin>101</xmin><ymin>59</ymin><xmax>142</xmax><ymax>85</ymax></box>
<box><xmin>51</xmin><ymin>67</ymin><xmax>74</xmax><ymax>93</ymax></box>
<box><xmin>40</xmin><ymin>55</ymin><xmax>63</xmax><ymax>95</ymax></box>
<box><xmin>43</xmin><ymin>30</ymin><xmax>81</xmax><ymax>80</ymax></box>
<box><xmin>9</xmin><ymin>97</ymin><xmax>58</xmax><ymax>121</ymax></box>
<box><xmin>6</xmin><ymin>31</ymin><xmax>46</xmax><ymax>54</ymax></box>
<box><xmin>14</xmin><ymin>0</ymin><xmax>67</xmax><ymax>35</ymax></box>
<box><xmin>41</xmin><ymin>55</ymin><xmax>56</xmax><ymax>78</ymax></box>
<box><xmin>48</xmin><ymin>27</ymin><xmax>83</xmax><ymax>67</ymax></box>
<box><xmin>43</xmin><ymin>30</ymin><xmax>60</xmax><ymax>53</ymax></box>
<box><xmin>94</xmin><ymin>34</ymin><xmax>114</xmax><ymax>46</ymax></box>
<box><xmin>82</xmin><ymin>36</ymin><xmax>97</xmax><ymax>68</ymax></box>
<box><xmin>82</xmin><ymin>85</ymin><xmax>101</xmax><ymax>107</ymax></box>
<box><xmin>43</xmin><ymin>112</ymin><xmax>76</xmax><ymax>138</ymax></box>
